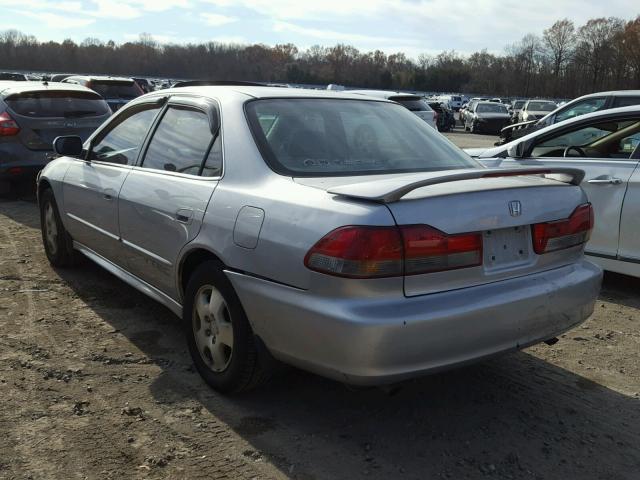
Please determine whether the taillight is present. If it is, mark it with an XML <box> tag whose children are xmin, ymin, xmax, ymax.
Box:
<box><xmin>0</xmin><ymin>111</ymin><xmax>20</xmax><ymax>136</ymax></box>
<box><xmin>401</xmin><ymin>225</ymin><xmax>482</xmax><ymax>274</ymax></box>
<box><xmin>304</xmin><ymin>225</ymin><xmax>483</xmax><ymax>278</ymax></box>
<box><xmin>532</xmin><ymin>203</ymin><xmax>593</xmax><ymax>254</ymax></box>
<box><xmin>304</xmin><ymin>226</ymin><xmax>403</xmax><ymax>278</ymax></box>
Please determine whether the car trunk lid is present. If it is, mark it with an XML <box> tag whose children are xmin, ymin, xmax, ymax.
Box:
<box><xmin>318</xmin><ymin>168</ymin><xmax>589</xmax><ymax>296</ymax></box>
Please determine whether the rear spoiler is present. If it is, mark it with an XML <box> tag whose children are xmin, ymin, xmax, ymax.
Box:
<box><xmin>327</xmin><ymin>167</ymin><xmax>585</xmax><ymax>203</ymax></box>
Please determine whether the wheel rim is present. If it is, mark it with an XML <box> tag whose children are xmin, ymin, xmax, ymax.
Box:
<box><xmin>192</xmin><ymin>284</ymin><xmax>234</xmax><ymax>372</ymax></box>
<box><xmin>44</xmin><ymin>202</ymin><xmax>58</xmax><ymax>256</ymax></box>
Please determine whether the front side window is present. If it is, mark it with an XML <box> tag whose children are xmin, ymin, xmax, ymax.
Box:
<box><xmin>246</xmin><ymin>98</ymin><xmax>477</xmax><ymax>176</ymax></box>
<box><xmin>555</xmin><ymin>97</ymin><xmax>607</xmax><ymax>123</ymax></box>
<box><xmin>141</xmin><ymin>106</ymin><xmax>213</xmax><ymax>175</ymax></box>
<box><xmin>90</xmin><ymin>105</ymin><xmax>161</xmax><ymax>165</ymax></box>
<box><xmin>531</xmin><ymin>119</ymin><xmax>640</xmax><ymax>159</ymax></box>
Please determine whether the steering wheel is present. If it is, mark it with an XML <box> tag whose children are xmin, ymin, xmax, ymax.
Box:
<box><xmin>563</xmin><ymin>145</ymin><xmax>587</xmax><ymax>158</ymax></box>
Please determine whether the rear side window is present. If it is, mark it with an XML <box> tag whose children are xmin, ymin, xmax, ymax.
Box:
<box><xmin>612</xmin><ymin>96</ymin><xmax>640</xmax><ymax>108</ymax></box>
<box><xmin>389</xmin><ymin>96</ymin><xmax>432</xmax><ymax>112</ymax></box>
<box><xmin>141</xmin><ymin>106</ymin><xmax>213</xmax><ymax>175</ymax></box>
<box><xmin>246</xmin><ymin>98</ymin><xmax>477</xmax><ymax>176</ymax></box>
<box><xmin>5</xmin><ymin>91</ymin><xmax>111</xmax><ymax>118</ymax></box>
<box><xmin>90</xmin><ymin>105</ymin><xmax>161</xmax><ymax>165</ymax></box>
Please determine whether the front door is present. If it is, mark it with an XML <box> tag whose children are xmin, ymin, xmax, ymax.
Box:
<box><xmin>63</xmin><ymin>103</ymin><xmax>163</xmax><ymax>262</ymax></box>
<box><xmin>118</xmin><ymin>97</ymin><xmax>223</xmax><ymax>299</ymax></box>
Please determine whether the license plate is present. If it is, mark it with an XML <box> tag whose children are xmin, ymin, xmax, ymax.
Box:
<box><xmin>483</xmin><ymin>226</ymin><xmax>531</xmax><ymax>271</ymax></box>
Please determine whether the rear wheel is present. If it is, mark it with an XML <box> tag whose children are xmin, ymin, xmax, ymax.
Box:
<box><xmin>183</xmin><ymin>261</ymin><xmax>271</xmax><ymax>393</ymax></box>
<box><xmin>40</xmin><ymin>188</ymin><xmax>79</xmax><ymax>267</ymax></box>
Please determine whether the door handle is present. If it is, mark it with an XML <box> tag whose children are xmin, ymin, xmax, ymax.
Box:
<box><xmin>587</xmin><ymin>176</ymin><xmax>622</xmax><ymax>185</ymax></box>
<box><xmin>103</xmin><ymin>193</ymin><xmax>113</xmax><ymax>200</ymax></box>
<box><xmin>175</xmin><ymin>208</ymin><xmax>193</xmax><ymax>224</ymax></box>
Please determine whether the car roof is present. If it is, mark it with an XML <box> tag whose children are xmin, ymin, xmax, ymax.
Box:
<box><xmin>0</xmin><ymin>81</ymin><xmax>100</xmax><ymax>97</ymax></box>
<box><xmin>66</xmin><ymin>75</ymin><xmax>135</xmax><ymax>83</ymax></box>
<box><xmin>159</xmin><ymin>85</ymin><xmax>398</xmax><ymax>102</ymax></box>
<box><xmin>577</xmin><ymin>90</ymin><xmax>640</xmax><ymax>98</ymax></box>
<box><xmin>347</xmin><ymin>89</ymin><xmax>422</xmax><ymax>100</ymax></box>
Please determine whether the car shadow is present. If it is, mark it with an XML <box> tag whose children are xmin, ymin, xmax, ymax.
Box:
<box><xmin>55</xmin><ymin>262</ymin><xmax>640</xmax><ymax>480</ymax></box>
<box><xmin>0</xmin><ymin>184</ymin><xmax>40</xmax><ymax>230</ymax></box>
<box><xmin>600</xmin><ymin>271</ymin><xmax>640</xmax><ymax>309</ymax></box>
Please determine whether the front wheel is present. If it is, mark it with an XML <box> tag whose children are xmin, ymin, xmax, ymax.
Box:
<box><xmin>40</xmin><ymin>188</ymin><xmax>79</xmax><ymax>267</ymax></box>
<box><xmin>183</xmin><ymin>261</ymin><xmax>270</xmax><ymax>393</ymax></box>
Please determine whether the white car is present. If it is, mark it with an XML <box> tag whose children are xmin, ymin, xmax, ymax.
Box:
<box><xmin>518</xmin><ymin>100</ymin><xmax>558</xmax><ymax>123</ymax></box>
<box><xmin>468</xmin><ymin>105</ymin><xmax>640</xmax><ymax>278</ymax></box>
<box><xmin>350</xmin><ymin>90</ymin><xmax>438</xmax><ymax>129</ymax></box>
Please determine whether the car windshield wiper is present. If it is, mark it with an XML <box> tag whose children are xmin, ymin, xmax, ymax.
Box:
<box><xmin>63</xmin><ymin>110</ymin><xmax>98</xmax><ymax>118</ymax></box>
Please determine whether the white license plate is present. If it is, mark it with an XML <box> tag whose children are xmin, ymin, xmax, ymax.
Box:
<box><xmin>483</xmin><ymin>226</ymin><xmax>531</xmax><ymax>271</ymax></box>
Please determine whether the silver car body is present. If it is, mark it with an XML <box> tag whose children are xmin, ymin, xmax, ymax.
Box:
<box><xmin>470</xmin><ymin>105</ymin><xmax>640</xmax><ymax>278</ymax></box>
<box><xmin>38</xmin><ymin>86</ymin><xmax>601</xmax><ymax>385</ymax></box>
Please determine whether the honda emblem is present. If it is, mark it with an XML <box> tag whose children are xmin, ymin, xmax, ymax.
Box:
<box><xmin>509</xmin><ymin>200</ymin><xmax>522</xmax><ymax>217</ymax></box>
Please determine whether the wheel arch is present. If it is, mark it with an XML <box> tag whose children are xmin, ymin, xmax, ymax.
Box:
<box><xmin>178</xmin><ymin>247</ymin><xmax>226</xmax><ymax>302</ymax></box>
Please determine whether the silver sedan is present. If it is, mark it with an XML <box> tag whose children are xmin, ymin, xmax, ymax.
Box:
<box><xmin>37</xmin><ymin>86</ymin><xmax>602</xmax><ymax>392</ymax></box>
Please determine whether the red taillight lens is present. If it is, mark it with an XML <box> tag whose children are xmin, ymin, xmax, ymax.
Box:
<box><xmin>304</xmin><ymin>225</ymin><xmax>483</xmax><ymax>278</ymax></box>
<box><xmin>532</xmin><ymin>203</ymin><xmax>593</xmax><ymax>254</ymax></box>
<box><xmin>304</xmin><ymin>226</ymin><xmax>403</xmax><ymax>278</ymax></box>
<box><xmin>0</xmin><ymin>111</ymin><xmax>20</xmax><ymax>136</ymax></box>
<box><xmin>401</xmin><ymin>225</ymin><xmax>482</xmax><ymax>274</ymax></box>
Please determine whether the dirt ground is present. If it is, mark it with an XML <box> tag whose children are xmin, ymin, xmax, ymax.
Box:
<box><xmin>1</xmin><ymin>191</ymin><xmax>639</xmax><ymax>480</ymax></box>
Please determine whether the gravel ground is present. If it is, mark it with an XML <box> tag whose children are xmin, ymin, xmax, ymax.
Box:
<box><xmin>1</xmin><ymin>162</ymin><xmax>639</xmax><ymax>479</ymax></box>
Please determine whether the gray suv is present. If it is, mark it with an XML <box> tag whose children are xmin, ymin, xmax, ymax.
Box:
<box><xmin>0</xmin><ymin>81</ymin><xmax>111</xmax><ymax>195</ymax></box>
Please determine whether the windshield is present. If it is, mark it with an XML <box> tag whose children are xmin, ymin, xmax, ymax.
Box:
<box><xmin>476</xmin><ymin>103</ymin><xmax>508</xmax><ymax>113</ymax></box>
<box><xmin>0</xmin><ymin>73</ymin><xmax>26</xmax><ymax>81</ymax></box>
<box><xmin>5</xmin><ymin>90</ymin><xmax>111</xmax><ymax>117</ymax></box>
<box><xmin>527</xmin><ymin>101</ymin><xmax>556</xmax><ymax>112</ymax></box>
<box><xmin>389</xmin><ymin>96</ymin><xmax>432</xmax><ymax>112</ymax></box>
<box><xmin>513</xmin><ymin>100</ymin><xmax>525</xmax><ymax>109</ymax></box>
<box><xmin>89</xmin><ymin>81</ymin><xmax>142</xmax><ymax>99</ymax></box>
<box><xmin>246</xmin><ymin>98</ymin><xmax>478</xmax><ymax>177</ymax></box>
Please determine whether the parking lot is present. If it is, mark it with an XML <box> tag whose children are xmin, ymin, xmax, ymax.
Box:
<box><xmin>1</xmin><ymin>130</ymin><xmax>639</xmax><ymax>480</ymax></box>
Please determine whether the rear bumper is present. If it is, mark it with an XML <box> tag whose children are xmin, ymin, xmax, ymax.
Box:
<box><xmin>0</xmin><ymin>146</ymin><xmax>52</xmax><ymax>181</ymax></box>
<box><xmin>227</xmin><ymin>260</ymin><xmax>602</xmax><ymax>385</ymax></box>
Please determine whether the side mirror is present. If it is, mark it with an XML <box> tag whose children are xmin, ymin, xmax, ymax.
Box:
<box><xmin>507</xmin><ymin>142</ymin><xmax>525</xmax><ymax>158</ymax></box>
<box><xmin>53</xmin><ymin>136</ymin><xmax>83</xmax><ymax>157</ymax></box>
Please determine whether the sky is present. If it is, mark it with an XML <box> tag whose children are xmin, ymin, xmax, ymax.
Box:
<box><xmin>0</xmin><ymin>0</ymin><xmax>638</xmax><ymax>58</ymax></box>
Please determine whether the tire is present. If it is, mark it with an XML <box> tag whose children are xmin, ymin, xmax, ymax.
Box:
<box><xmin>39</xmin><ymin>188</ymin><xmax>79</xmax><ymax>267</ymax></box>
<box><xmin>183</xmin><ymin>261</ymin><xmax>271</xmax><ymax>393</ymax></box>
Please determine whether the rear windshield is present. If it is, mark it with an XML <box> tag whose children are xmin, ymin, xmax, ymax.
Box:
<box><xmin>0</xmin><ymin>73</ymin><xmax>26</xmax><ymax>81</ymax></box>
<box><xmin>476</xmin><ymin>103</ymin><xmax>508</xmax><ymax>113</ymax></box>
<box><xmin>527</xmin><ymin>101</ymin><xmax>556</xmax><ymax>112</ymax></box>
<box><xmin>89</xmin><ymin>81</ymin><xmax>141</xmax><ymax>100</ymax></box>
<box><xmin>5</xmin><ymin>91</ymin><xmax>111</xmax><ymax>118</ymax></box>
<box><xmin>513</xmin><ymin>100</ymin><xmax>525</xmax><ymax>108</ymax></box>
<box><xmin>451</xmin><ymin>96</ymin><xmax>461</xmax><ymax>101</ymax></box>
<box><xmin>245</xmin><ymin>98</ymin><xmax>477</xmax><ymax>177</ymax></box>
<box><xmin>389</xmin><ymin>96</ymin><xmax>433</xmax><ymax>112</ymax></box>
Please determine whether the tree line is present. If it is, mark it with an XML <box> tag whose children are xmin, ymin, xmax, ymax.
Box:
<box><xmin>1</xmin><ymin>15</ymin><xmax>639</xmax><ymax>98</ymax></box>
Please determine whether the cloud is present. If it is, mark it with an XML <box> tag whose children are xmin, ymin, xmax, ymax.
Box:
<box><xmin>20</xmin><ymin>11</ymin><xmax>95</xmax><ymax>29</ymax></box>
<box><xmin>201</xmin><ymin>13</ymin><xmax>237</xmax><ymax>26</ymax></box>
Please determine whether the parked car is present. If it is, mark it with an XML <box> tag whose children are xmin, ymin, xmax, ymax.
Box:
<box><xmin>350</xmin><ymin>90</ymin><xmax>437</xmax><ymax>129</ymax></box>
<box><xmin>459</xmin><ymin>97</ymin><xmax>485</xmax><ymax>124</ymax></box>
<box><xmin>0</xmin><ymin>72</ymin><xmax>27</xmax><ymax>81</ymax></box>
<box><xmin>467</xmin><ymin>105</ymin><xmax>640</xmax><ymax>278</ymax></box>
<box><xmin>37</xmin><ymin>86</ymin><xmax>601</xmax><ymax>392</ymax></box>
<box><xmin>434</xmin><ymin>94</ymin><xmax>464</xmax><ymax>111</ymax></box>
<box><xmin>132</xmin><ymin>77</ymin><xmax>153</xmax><ymax>94</ymax></box>
<box><xmin>463</xmin><ymin>101</ymin><xmax>511</xmax><ymax>134</ymax></box>
<box><xmin>62</xmin><ymin>76</ymin><xmax>144</xmax><ymax>112</ymax></box>
<box><xmin>50</xmin><ymin>74</ymin><xmax>74</xmax><ymax>82</ymax></box>
<box><xmin>0</xmin><ymin>81</ymin><xmax>111</xmax><ymax>195</ymax></box>
<box><xmin>499</xmin><ymin>91</ymin><xmax>640</xmax><ymax>145</ymax></box>
<box><xmin>428</xmin><ymin>101</ymin><xmax>456</xmax><ymax>132</ymax></box>
<box><xmin>510</xmin><ymin>99</ymin><xmax>527</xmax><ymax>122</ymax></box>
<box><xmin>518</xmin><ymin>100</ymin><xmax>557</xmax><ymax>123</ymax></box>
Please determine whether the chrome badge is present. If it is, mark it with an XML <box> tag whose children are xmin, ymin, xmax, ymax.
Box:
<box><xmin>508</xmin><ymin>200</ymin><xmax>522</xmax><ymax>217</ymax></box>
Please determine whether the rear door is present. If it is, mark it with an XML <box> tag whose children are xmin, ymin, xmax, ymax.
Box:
<box><xmin>117</xmin><ymin>96</ymin><xmax>222</xmax><ymax>298</ymax></box>
<box><xmin>480</xmin><ymin>115</ymin><xmax>640</xmax><ymax>258</ymax></box>
<box><xmin>62</xmin><ymin>101</ymin><xmax>163</xmax><ymax>263</ymax></box>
